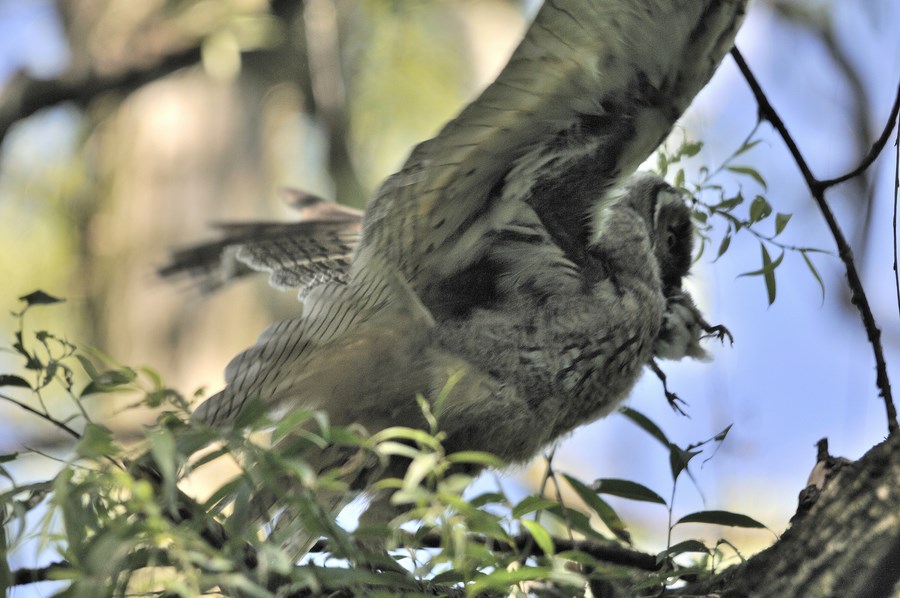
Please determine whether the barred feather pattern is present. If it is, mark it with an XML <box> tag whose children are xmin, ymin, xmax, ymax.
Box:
<box><xmin>358</xmin><ymin>0</ymin><xmax>748</xmax><ymax>295</ymax></box>
<box><xmin>181</xmin><ymin>0</ymin><xmax>745</xmax><ymax>560</ymax></box>
<box><xmin>159</xmin><ymin>192</ymin><xmax>361</xmax><ymax>295</ymax></box>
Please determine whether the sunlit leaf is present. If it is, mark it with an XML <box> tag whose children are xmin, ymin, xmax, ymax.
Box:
<box><xmin>446</xmin><ymin>450</ymin><xmax>504</xmax><ymax>468</ymax></box>
<box><xmin>512</xmin><ymin>495</ymin><xmax>558</xmax><ymax>519</ymax></box>
<box><xmin>148</xmin><ymin>427</ymin><xmax>178</xmax><ymax>507</ymax></box>
<box><xmin>469</xmin><ymin>566</ymin><xmax>557</xmax><ymax>593</ymax></box>
<box><xmin>521</xmin><ymin>519</ymin><xmax>555</xmax><ymax>556</ymax></box>
<box><xmin>76</xmin><ymin>423</ymin><xmax>117</xmax><ymax>458</ymax></box>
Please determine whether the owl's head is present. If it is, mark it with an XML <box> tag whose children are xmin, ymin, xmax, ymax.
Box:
<box><xmin>653</xmin><ymin>188</ymin><xmax>694</xmax><ymax>295</ymax></box>
<box><xmin>605</xmin><ymin>172</ymin><xmax>696</xmax><ymax>295</ymax></box>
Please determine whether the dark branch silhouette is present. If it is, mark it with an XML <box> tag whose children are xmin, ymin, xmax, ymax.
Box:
<box><xmin>731</xmin><ymin>46</ymin><xmax>899</xmax><ymax>436</ymax></box>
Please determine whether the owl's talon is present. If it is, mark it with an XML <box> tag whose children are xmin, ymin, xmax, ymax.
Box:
<box><xmin>649</xmin><ymin>359</ymin><xmax>691</xmax><ymax>418</ymax></box>
<box><xmin>702</xmin><ymin>323</ymin><xmax>733</xmax><ymax>346</ymax></box>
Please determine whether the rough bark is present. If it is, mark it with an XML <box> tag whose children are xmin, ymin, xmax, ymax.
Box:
<box><xmin>676</xmin><ymin>432</ymin><xmax>900</xmax><ymax>598</ymax></box>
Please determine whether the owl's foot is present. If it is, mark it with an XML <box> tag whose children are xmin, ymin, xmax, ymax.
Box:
<box><xmin>649</xmin><ymin>359</ymin><xmax>690</xmax><ymax>417</ymax></box>
<box><xmin>702</xmin><ymin>322</ymin><xmax>734</xmax><ymax>346</ymax></box>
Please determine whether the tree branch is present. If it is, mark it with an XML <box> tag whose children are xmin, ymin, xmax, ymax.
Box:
<box><xmin>731</xmin><ymin>46</ymin><xmax>899</xmax><ymax>436</ymax></box>
<box><xmin>11</xmin><ymin>561</ymin><xmax>68</xmax><ymax>586</ymax></box>
<box><xmin>0</xmin><ymin>45</ymin><xmax>203</xmax><ymax>145</ymax></box>
<box><xmin>674</xmin><ymin>432</ymin><xmax>900</xmax><ymax>596</ymax></box>
<box><xmin>818</xmin><ymin>82</ymin><xmax>900</xmax><ymax>189</ymax></box>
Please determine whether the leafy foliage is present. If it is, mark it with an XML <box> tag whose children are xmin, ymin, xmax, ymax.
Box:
<box><xmin>655</xmin><ymin>126</ymin><xmax>829</xmax><ymax>305</ymax></box>
<box><xmin>1</xmin><ymin>296</ymin><xmax>766</xmax><ymax>596</ymax></box>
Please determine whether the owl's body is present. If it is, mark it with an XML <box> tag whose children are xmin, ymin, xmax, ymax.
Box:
<box><xmin>172</xmin><ymin>0</ymin><xmax>746</xmax><ymax>558</ymax></box>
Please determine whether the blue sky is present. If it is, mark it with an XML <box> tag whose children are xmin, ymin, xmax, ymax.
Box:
<box><xmin>1</xmin><ymin>1</ymin><xmax>899</xmax><ymax>592</ymax></box>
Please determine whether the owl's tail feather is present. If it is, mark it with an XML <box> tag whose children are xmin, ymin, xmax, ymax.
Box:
<box><xmin>159</xmin><ymin>189</ymin><xmax>362</xmax><ymax>294</ymax></box>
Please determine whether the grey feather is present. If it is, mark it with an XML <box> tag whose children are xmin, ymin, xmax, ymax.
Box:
<box><xmin>184</xmin><ymin>0</ymin><xmax>745</xmax><ymax>560</ymax></box>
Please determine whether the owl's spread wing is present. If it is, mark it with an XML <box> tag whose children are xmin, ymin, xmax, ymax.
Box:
<box><xmin>360</xmin><ymin>0</ymin><xmax>747</xmax><ymax>289</ymax></box>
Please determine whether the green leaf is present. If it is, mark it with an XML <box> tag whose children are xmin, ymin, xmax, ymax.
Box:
<box><xmin>749</xmin><ymin>195</ymin><xmax>772</xmax><ymax>223</ymax></box>
<box><xmin>590</xmin><ymin>479</ymin><xmax>666</xmax><ymax>505</ymax></box>
<box><xmin>676</xmin><ymin>510</ymin><xmax>766</xmax><ymax>529</ymax></box>
<box><xmin>0</xmin><ymin>523</ymin><xmax>10</xmax><ymax>592</ymax></box>
<box><xmin>79</xmin><ymin>366</ymin><xmax>138</xmax><ymax>396</ymax></box>
<box><xmin>75</xmin><ymin>355</ymin><xmax>101</xmax><ymax>380</ymax></box>
<box><xmin>618</xmin><ymin>407</ymin><xmax>669</xmax><ymax>447</ymax></box>
<box><xmin>802</xmin><ymin>250</ymin><xmax>826</xmax><ymax>303</ymax></box>
<box><xmin>512</xmin><ymin>495</ymin><xmax>558</xmax><ymax>519</ymax></box>
<box><xmin>669</xmin><ymin>445</ymin><xmax>701</xmax><ymax>481</ymax></box>
<box><xmin>680</xmin><ymin>141</ymin><xmax>702</xmax><ymax>157</ymax></box>
<box><xmin>231</xmin><ymin>397</ymin><xmax>268</xmax><ymax>428</ymax></box>
<box><xmin>446</xmin><ymin>450</ymin><xmax>504</xmax><ymax>468</ymax></box>
<box><xmin>715</xmin><ymin>233</ymin><xmax>732</xmax><ymax>261</ymax></box>
<box><xmin>546</xmin><ymin>504</ymin><xmax>608</xmax><ymax>542</ymax></box>
<box><xmin>563</xmin><ymin>474</ymin><xmax>630</xmax><ymax>543</ymax></box>
<box><xmin>469</xmin><ymin>491</ymin><xmax>506</xmax><ymax>509</ymax></box>
<box><xmin>713</xmin><ymin>193</ymin><xmax>744</xmax><ymax>211</ymax></box>
<box><xmin>674</xmin><ymin>168</ymin><xmax>685</xmax><ymax>189</ymax></box>
<box><xmin>403</xmin><ymin>453</ymin><xmax>439</xmax><ymax>490</ymax></box>
<box><xmin>733</xmin><ymin>138</ymin><xmax>763</xmax><ymax>158</ymax></box>
<box><xmin>0</xmin><ymin>375</ymin><xmax>30</xmax><ymax>389</ymax></box>
<box><xmin>18</xmin><ymin>291</ymin><xmax>65</xmax><ymax>306</ymax></box>
<box><xmin>657</xmin><ymin>539</ymin><xmax>710</xmax><ymax>563</ymax></box>
<box><xmin>738</xmin><ymin>245</ymin><xmax>784</xmax><ymax>305</ymax></box>
<box><xmin>272</xmin><ymin>409</ymin><xmax>315</xmax><ymax>443</ymax></box>
<box><xmin>0</xmin><ymin>453</ymin><xmax>18</xmax><ymax>464</ymax></box>
<box><xmin>469</xmin><ymin>566</ymin><xmax>557</xmax><ymax>594</ymax></box>
<box><xmin>521</xmin><ymin>519</ymin><xmax>555</xmax><ymax>556</ymax></box>
<box><xmin>762</xmin><ymin>245</ymin><xmax>780</xmax><ymax>305</ymax></box>
<box><xmin>727</xmin><ymin>165</ymin><xmax>767</xmax><ymax>189</ymax></box>
<box><xmin>76</xmin><ymin>423</ymin><xmax>117</xmax><ymax>458</ymax></box>
<box><xmin>774</xmin><ymin>212</ymin><xmax>792</xmax><ymax>236</ymax></box>
<box><xmin>148</xmin><ymin>427</ymin><xmax>178</xmax><ymax>504</ymax></box>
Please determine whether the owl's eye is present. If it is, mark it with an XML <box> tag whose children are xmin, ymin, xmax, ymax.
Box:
<box><xmin>667</xmin><ymin>230</ymin><xmax>679</xmax><ymax>251</ymax></box>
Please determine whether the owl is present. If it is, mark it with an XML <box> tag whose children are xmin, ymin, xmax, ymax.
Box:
<box><xmin>166</xmin><ymin>0</ymin><xmax>745</xmax><ymax>558</ymax></box>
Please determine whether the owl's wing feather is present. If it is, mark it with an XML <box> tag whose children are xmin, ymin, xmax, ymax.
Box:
<box><xmin>192</xmin><ymin>248</ymin><xmax>435</xmax><ymax>428</ymax></box>
<box><xmin>360</xmin><ymin>0</ymin><xmax>747</xmax><ymax>288</ymax></box>
<box><xmin>160</xmin><ymin>190</ymin><xmax>362</xmax><ymax>294</ymax></box>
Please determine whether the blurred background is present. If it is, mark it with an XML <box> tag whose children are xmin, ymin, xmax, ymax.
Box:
<box><xmin>1</xmin><ymin>0</ymin><xmax>898</xmax><ymax>585</ymax></box>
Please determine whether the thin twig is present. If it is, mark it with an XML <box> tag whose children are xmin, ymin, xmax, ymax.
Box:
<box><xmin>894</xmin><ymin>113</ymin><xmax>900</xmax><ymax>321</ymax></box>
<box><xmin>730</xmin><ymin>47</ymin><xmax>899</xmax><ymax>436</ymax></box>
<box><xmin>0</xmin><ymin>392</ymin><xmax>81</xmax><ymax>440</ymax></box>
<box><xmin>819</xmin><ymin>84</ymin><xmax>900</xmax><ymax>189</ymax></box>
